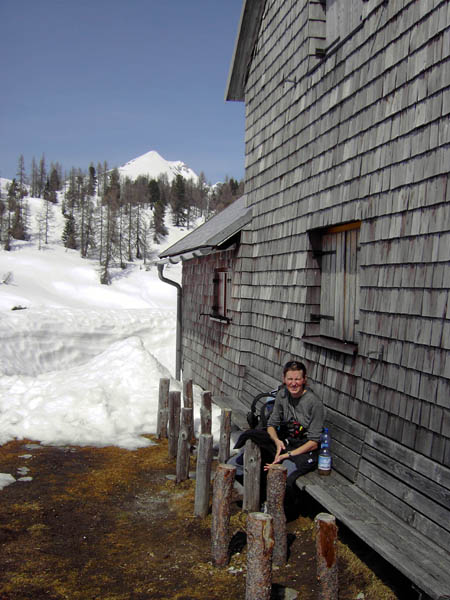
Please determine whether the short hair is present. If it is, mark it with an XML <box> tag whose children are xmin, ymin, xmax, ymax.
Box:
<box><xmin>283</xmin><ymin>360</ymin><xmax>307</xmax><ymax>376</ymax></box>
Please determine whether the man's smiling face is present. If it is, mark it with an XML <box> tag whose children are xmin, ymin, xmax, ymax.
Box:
<box><xmin>283</xmin><ymin>369</ymin><xmax>306</xmax><ymax>399</ymax></box>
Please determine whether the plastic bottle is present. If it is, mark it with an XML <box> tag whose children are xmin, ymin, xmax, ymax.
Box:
<box><xmin>318</xmin><ymin>427</ymin><xmax>332</xmax><ymax>476</ymax></box>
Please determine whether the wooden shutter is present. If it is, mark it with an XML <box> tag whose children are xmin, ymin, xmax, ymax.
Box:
<box><xmin>319</xmin><ymin>223</ymin><xmax>360</xmax><ymax>342</ymax></box>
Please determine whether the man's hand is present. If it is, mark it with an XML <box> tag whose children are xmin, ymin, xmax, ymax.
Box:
<box><xmin>264</xmin><ymin>451</ymin><xmax>289</xmax><ymax>471</ymax></box>
<box><xmin>267</xmin><ymin>426</ymin><xmax>285</xmax><ymax>460</ymax></box>
<box><xmin>274</xmin><ymin>438</ymin><xmax>285</xmax><ymax>461</ymax></box>
<box><xmin>265</xmin><ymin>426</ymin><xmax>287</xmax><ymax>471</ymax></box>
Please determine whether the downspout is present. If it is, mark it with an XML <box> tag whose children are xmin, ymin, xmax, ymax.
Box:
<box><xmin>157</xmin><ymin>263</ymin><xmax>182</xmax><ymax>381</ymax></box>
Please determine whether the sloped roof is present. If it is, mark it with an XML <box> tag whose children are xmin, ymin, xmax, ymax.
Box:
<box><xmin>225</xmin><ymin>0</ymin><xmax>267</xmax><ymax>101</ymax></box>
<box><xmin>158</xmin><ymin>195</ymin><xmax>252</xmax><ymax>263</ymax></box>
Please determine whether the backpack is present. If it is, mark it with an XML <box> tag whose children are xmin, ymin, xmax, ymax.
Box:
<box><xmin>246</xmin><ymin>388</ymin><xmax>279</xmax><ymax>429</ymax></box>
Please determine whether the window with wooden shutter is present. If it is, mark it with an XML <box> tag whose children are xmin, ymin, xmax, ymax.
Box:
<box><xmin>306</xmin><ymin>221</ymin><xmax>360</xmax><ymax>354</ymax></box>
<box><xmin>212</xmin><ymin>268</ymin><xmax>231</xmax><ymax>323</ymax></box>
<box><xmin>320</xmin><ymin>223</ymin><xmax>360</xmax><ymax>343</ymax></box>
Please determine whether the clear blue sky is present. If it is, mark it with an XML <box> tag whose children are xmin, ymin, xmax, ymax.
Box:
<box><xmin>0</xmin><ymin>0</ymin><xmax>245</xmax><ymax>185</ymax></box>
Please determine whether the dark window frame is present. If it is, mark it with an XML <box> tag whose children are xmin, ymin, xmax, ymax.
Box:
<box><xmin>211</xmin><ymin>268</ymin><xmax>231</xmax><ymax>324</ymax></box>
<box><xmin>304</xmin><ymin>221</ymin><xmax>361</xmax><ymax>355</ymax></box>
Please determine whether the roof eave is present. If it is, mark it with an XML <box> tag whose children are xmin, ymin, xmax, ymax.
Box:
<box><xmin>156</xmin><ymin>246</ymin><xmax>215</xmax><ymax>266</ymax></box>
<box><xmin>225</xmin><ymin>0</ymin><xmax>266</xmax><ymax>102</ymax></box>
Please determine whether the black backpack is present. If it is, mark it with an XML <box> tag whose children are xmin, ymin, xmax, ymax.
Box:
<box><xmin>246</xmin><ymin>388</ymin><xmax>279</xmax><ymax>429</ymax></box>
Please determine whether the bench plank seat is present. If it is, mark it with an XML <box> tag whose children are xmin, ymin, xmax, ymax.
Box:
<box><xmin>211</xmin><ymin>395</ymin><xmax>249</xmax><ymax>431</ymax></box>
<box><xmin>296</xmin><ymin>470</ymin><xmax>450</xmax><ymax>600</ymax></box>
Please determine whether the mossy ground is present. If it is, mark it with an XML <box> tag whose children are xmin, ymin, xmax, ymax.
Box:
<box><xmin>0</xmin><ymin>438</ymin><xmax>410</xmax><ymax>599</ymax></box>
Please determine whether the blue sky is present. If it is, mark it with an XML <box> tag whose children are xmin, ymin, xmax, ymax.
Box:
<box><xmin>0</xmin><ymin>0</ymin><xmax>245</xmax><ymax>185</ymax></box>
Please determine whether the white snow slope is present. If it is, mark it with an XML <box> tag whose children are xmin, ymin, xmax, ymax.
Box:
<box><xmin>0</xmin><ymin>188</ymin><xmax>220</xmax><ymax>488</ymax></box>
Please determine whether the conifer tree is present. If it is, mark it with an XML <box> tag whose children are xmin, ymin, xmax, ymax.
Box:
<box><xmin>194</xmin><ymin>171</ymin><xmax>209</xmax><ymax>217</ymax></box>
<box><xmin>16</xmin><ymin>155</ymin><xmax>27</xmax><ymax>199</ymax></box>
<box><xmin>0</xmin><ymin>185</ymin><xmax>5</xmax><ymax>243</ymax></box>
<box><xmin>14</xmin><ymin>155</ymin><xmax>29</xmax><ymax>239</ymax></box>
<box><xmin>152</xmin><ymin>196</ymin><xmax>168</xmax><ymax>243</ymax></box>
<box><xmin>4</xmin><ymin>179</ymin><xmax>27</xmax><ymax>244</ymax></box>
<box><xmin>30</xmin><ymin>157</ymin><xmax>39</xmax><ymax>197</ymax></box>
<box><xmin>62</xmin><ymin>213</ymin><xmax>77</xmax><ymax>249</ymax></box>
<box><xmin>148</xmin><ymin>179</ymin><xmax>160</xmax><ymax>208</ymax></box>
<box><xmin>43</xmin><ymin>177</ymin><xmax>57</xmax><ymax>204</ymax></box>
<box><xmin>49</xmin><ymin>166</ymin><xmax>61</xmax><ymax>194</ymax></box>
<box><xmin>96</xmin><ymin>161</ymin><xmax>109</xmax><ymax>264</ymax></box>
<box><xmin>100</xmin><ymin>168</ymin><xmax>120</xmax><ymax>284</ymax></box>
<box><xmin>35</xmin><ymin>196</ymin><xmax>54</xmax><ymax>248</ymax></box>
<box><xmin>80</xmin><ymin>165</ymin><xmax>96</xmax><ymax>258</ymax></box>
<box><xmin>170</xmin><ymin>174</ymin><xmax>187</xmax><ymax>226</ymax></box>
<box><xmin>38</xmin><ymin>154</ymin><xmax>47</xmax><ymax>198</ymax></box>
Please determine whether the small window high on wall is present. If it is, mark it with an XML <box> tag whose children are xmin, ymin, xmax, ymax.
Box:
<box><xmin>211</xmin><ymin>268</ymin><xmax>231</xmax><ymax>323</ymax></box>
<box><xmin>307</xmin><ymin>221</ymin><xmax>361</xmax><ymax>354</ymax></box>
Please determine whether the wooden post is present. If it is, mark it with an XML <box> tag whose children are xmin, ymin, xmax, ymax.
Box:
<box><xmin>200</xmin><ymin>391</ymin><xmax>212</xmax><ymax>435</ymax></box>
<box><xmin>266</xmin><ymin>464</ymin><xmax>287</xmax><ymax>566</ymax></box>
<box><xmin>183</xmin><ymin>378</ymin><xmax>195</xmax><ymax>442</ymax></box>
<box><xmin>156</xmin><ymin>378</ymin><xmax>170</xmax><ymax>439</ymax></box>
<box><xmin>315</xmin><ymin>512</ymin><xmax>339</xmax><ymax>600</ymax></box>
<box><xmin>218</xmin><ymin>408</ymin><xmax>232</xmax><ymax>464</ymax></box>
<box><xmin>243</xmin><ymin>439</ymin><xmax>261</xmax><ymax>512</ymax></box>
<box><xmin>211</xmin><ymin>463</ymin><xmax>236</xmax><ymax>567</ymax></box>
<box><xmin>168</xmin><ymin>390</ymin><xmax>181</xmax><ymax>460</ymax></box>
<box><xmin>245</xmin><ymin>512</ymin><xmax>274</xmax><ymax>600</ymax></box>
<box><xmin>194</xmin><ymin>433</ymin><xmax>213</xmax><ymax>517</ymax></box>
<box><xmin>176</xmin><ymin>407</ymin><xmax>192</xmax><ymax>483</ymax></box>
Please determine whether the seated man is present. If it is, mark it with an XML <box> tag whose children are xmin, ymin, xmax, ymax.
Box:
<box><xmin>264</xmin><ymin>360</ymin><xmax>325</xmax><ymax>493</ymax></box>
<box><xmin>230</xmin><ymin>360</ymin><xmax>325</xmax><ymax>505</ymax></box>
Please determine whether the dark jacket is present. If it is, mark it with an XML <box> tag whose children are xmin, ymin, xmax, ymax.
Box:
<box><xmin>267</xmin><ymin>386</ymin><xmax>325</xmax><ymax>444</ymax></box>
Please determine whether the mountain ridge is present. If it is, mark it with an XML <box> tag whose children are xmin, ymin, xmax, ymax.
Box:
<box><xmin>1</xmin><ymin>150</ymin><xmax>199</xmax><ymax>190</ymax></box>
<box><xmin>117</xmin><ymin>150</ymin><xmax>198</xmax><ymax>183</ymax></box>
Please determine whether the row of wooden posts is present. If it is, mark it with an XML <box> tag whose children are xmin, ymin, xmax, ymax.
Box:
<box><xmin>156</xmin><ymin>378</ymin><xmax>338</xmax><ymax>600</ymax></box>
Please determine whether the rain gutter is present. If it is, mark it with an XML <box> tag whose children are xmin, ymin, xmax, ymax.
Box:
<box><xmin>157</xmin><ymin>263</ymin><xmax>182</xmax><ymax>381</ymax></box>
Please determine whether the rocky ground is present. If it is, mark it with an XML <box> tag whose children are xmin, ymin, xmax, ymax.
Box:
<box><xmin>0</xmin><ymin>437</ymin><xmax>415</xmax><ymax>600</ymax></box>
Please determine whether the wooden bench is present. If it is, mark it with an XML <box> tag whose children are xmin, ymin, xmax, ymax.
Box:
<box><xmin>212</xmin><ymin>395</ymin><xmax>249</xmax><ymax>431</ymax></box>
<box><xmin>212</xmin><ymin>365</ymin><xmax>450</xmax><ymax>600</ymax></box>
<box><xmin>296</xmin><ymin>407</ymin><xmax>450</xmax><ymax>600</ymax></box>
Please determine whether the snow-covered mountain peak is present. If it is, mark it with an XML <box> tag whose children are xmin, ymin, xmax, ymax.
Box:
<box><xmin>118</xmin><ymin>150</ymin><xmax>198</xmax><ymax>183</ymax></box>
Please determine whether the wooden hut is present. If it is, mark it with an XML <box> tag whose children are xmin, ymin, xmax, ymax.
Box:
<box><xmin>158</xmin><ymin>195</ymin><xmax>252</xmax><ymax>394</ymax></box>
<box><xmin>160</xmin><ymin>1</ymin><xmax>450</xmax><ymax>597</ymax></box>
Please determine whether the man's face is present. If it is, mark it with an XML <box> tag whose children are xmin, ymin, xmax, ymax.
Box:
<box><xmin>283</xmin><ymin>369</ymin><xmax>306</xmax><ymax>398</ymax></box>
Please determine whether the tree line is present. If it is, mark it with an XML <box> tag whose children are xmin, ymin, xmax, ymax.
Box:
<box><xmin>0</xmin><ymin>154</ymin><xmax>243</xmax><ymax>284</ymax></box>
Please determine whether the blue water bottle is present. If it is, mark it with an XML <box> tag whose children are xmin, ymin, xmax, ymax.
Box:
<box><xmin>318</xmin><ymin>427</ymin><xmax>332</xmax><ymax>476</ymax></box>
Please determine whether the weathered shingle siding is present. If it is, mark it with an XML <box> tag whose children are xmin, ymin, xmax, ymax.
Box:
<box><xmin>240</xmin><ymin>0</ymin><xmax>450</xmax><ymax>464</ymax></box>
<box><xmin>181</xmin><ymin>248</ymin><xmax>246</xmax><ymax>396</ymax></box>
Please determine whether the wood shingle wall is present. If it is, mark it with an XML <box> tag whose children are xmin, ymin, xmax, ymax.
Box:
<box><xmin>181</xmin><ymin>248</ymin><xmax>247</xmax><ymax>396</ymax></box>
<box><xmin>238</xmin><ymin>0</ymin><xmax>450</xmax><ymax>474</ymax></box>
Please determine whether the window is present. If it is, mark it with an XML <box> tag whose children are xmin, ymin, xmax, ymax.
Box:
<box><xmin>211</xmin><ymin>269</ymin><xmax>231</xmax><ymax>323</ymax></box>
<box><xmin>307</xmin><ymin>221</ymin><xmax>361</xmax><ymax>354</ymax></box>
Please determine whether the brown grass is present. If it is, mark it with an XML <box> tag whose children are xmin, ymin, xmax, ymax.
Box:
<box><xmin>0</xmin><ymin>437</ymin><xmax>402</xmax><ymax>600</ymax></box>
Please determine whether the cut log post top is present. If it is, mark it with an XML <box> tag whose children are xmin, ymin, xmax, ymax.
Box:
<box><xmin>194</xmin><ymin>433</ymin><xmax>213</xmax><ymax>518</ymax></box>
<box><xmin>201</xmin><ymin>391</ymin><xmax>212</xmax><ymax>436</ymax></box>
<box><xmin>211</xmin><ymin>463</ymin><xmax>236</xmax><ymax>567</ymax></box>
<box><xmin>315</xmin><ymin>512</ymin><xmax>338</xmax><ymax>600</ymax></box>
<box><xmin>176</xmin><ymin>407</ymin><xmax>192</xmax><ymax>483</ymax></box>
<box><xmin>243</xmin><ymin>439</ymin><xmax>261</xmax><ymax>513</ymax></box>
<box><xmin>157</xmin><ymin>378</ymin><xmax>170</xmax><ymax>439</ymax></box>
<box><xmin>245</xmin><ymin>512</ymin><xmax>274</xmax><ymax>600</ymax></box>
<box><xmin>218</xmin><ymin>408</ymin><xmax>232</xmax><ymax>464</ymax></box>
<box><xmin>168</xmin><ymin>390</ymin><xmax>181</xmax><ymax>460</ymax></box>
<box><xmin>266</xmin><ymin>464</ymin><xmax>287</xmax><ymax>566</ymax></box>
